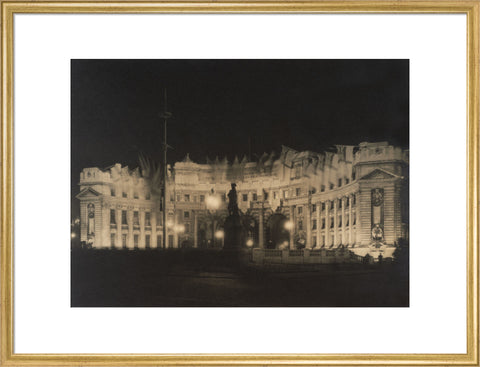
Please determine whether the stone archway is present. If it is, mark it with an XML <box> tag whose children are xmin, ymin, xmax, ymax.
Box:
<box><xmin>266</xmin><ymin>213</ymin><xmax>290</xmax><ymax>249</ymax></box>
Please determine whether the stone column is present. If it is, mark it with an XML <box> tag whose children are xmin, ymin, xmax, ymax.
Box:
<box><xmin>127</xmin><ymin>210</ymin><xmax>133</xmax><ymax>249</ymax></box>
<box><xmin>259</xmin><ymin>206</ymin><xmax>264</xmax><ymax>249</ymax></box>
<box><xmin>290</xmin><ymin>205</ymin><xmax>295</xmax><ymax>250</ymax></box>
<box><xmin>116</xmin><ymin>208</ymin><xmax>122</xmax><ymax>248</ymax></box>
<box><xmin>325</xmin><ymin>201</ymin><xmax>330</xmax><ymax>247</ymax></box>
<box><xmin>316</xmin><ymin>202</ymin><xmax>321</xmax><ymax>249</ymax></box>
<box><xmin>333</xmin><ymin>199</ymin><xmax>338</xmax><ymax>247</ymax></box>
<box><xmin>306</xmin><ymin>203</ymin><xmax>312</xmax><ymax>249</ymax></box>
<box><xmin>139</xmin><ymin>210</ymin><xmax>146</xmax><ymax>249</ymax></box>
<box><xmin>151</xmin><ymin>210</ymin><xmax>157</xmax><ymax>249</ymax></box>
<box><xmin>349</xmin><ymin>195</ymin><xmax>353</xmax><ymax>245</ymax></box>
<box><xmin>341</xmin><ymin>197</ymin><xmax>345</xmax><ymax>246</ymax></box>
<box><xmin>193</xmin><ymin>210</ymin><xmax>198</xmax><ymax>248</ymax></box>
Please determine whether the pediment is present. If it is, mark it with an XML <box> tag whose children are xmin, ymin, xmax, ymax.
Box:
<box><xmin>76</xmin><ymin>187</ymin><xmax>102</xmax><ymax>199</ymax></box>
<box><xmin>359</xmin><ymin>168</ymin><xmax>401</xmax><ymax>181</ymax></box>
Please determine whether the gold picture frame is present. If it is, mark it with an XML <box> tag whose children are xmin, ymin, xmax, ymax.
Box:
<box><xmin>1</xmin><ymin>1</ymin><xmax>478</xmax><ymax>365</ymax></box>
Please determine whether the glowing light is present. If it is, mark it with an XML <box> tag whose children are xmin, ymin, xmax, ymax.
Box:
<box><xmin>74</xmin><ymin>218</ymin><xmax>80</xmax><ymax>225</ymax></box>
<box><xmin>284</xmin><ymin>220</ymin><xmax>294</xmax><ymax>230</ymax></box>
<box><xmin>206</xmin><ymin>194</ymin><xmax>221</xmax><ymax>210</ymax></box>
<box><xmin>215</xmin><ymin>230</ymin><xmax>224</xmax><ymax>239</ymax></box>
<box><xmin>174</xmin><ymin>224</ymin><xmax>185</xmax><ymax>233</ymax></box>
<box><xmin>166</xmin><ymin>220</ymin><xmax>174</xmax><ymax>228</ymax></box>
<box><xmin>71</xmin><ymin>232</ymin><xmax>76</xmax><ymax>239</ymax></box>
<box><xmin>246</xmin><ymin>239</ymin><xmax>254</xmax><ymax>247</ymax></box>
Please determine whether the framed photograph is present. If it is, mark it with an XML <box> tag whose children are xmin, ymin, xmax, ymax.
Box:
<box><xmin>1</xmin><ymin>1</ymin><xmax>478</xmax><ymax>366</ymax></box>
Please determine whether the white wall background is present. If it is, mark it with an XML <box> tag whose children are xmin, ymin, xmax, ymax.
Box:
<box><xmin>14</xmin><ymin>14</ymin><xmax>466</xmax><ymax>354</ymax></box>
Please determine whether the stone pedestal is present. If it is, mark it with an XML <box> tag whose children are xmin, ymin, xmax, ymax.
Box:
<box><xmin>223</xmin><ymin>213</ymin><xmax>245</xmax><ymax>249</ymax></box>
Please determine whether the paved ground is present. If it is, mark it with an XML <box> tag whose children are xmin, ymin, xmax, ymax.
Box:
<box><xmin>71</xmin><ymin>249</ymin><xmax>408</xmax><ymax>307</ymax></box>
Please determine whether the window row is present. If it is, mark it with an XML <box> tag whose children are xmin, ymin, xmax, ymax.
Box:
<box><xmin>110</xmin><ymin>233</ymin><xmax>175</xmax><ymax>248</ymax></box>
<box><xmin>297</xmin><ymin>213</ymin><xmax>356</xmax><ymax>231</ymax></box>
<box><xmin>110</xmin><ymin>210</ymin><xmax>156</xmax><ymax>226</ymax></box>
<box><xmin>311</xmin><ymin>231</ymin><xmax>355</xmax><ymax>247</ymax></box>
<box><xmin>110</xmin><ymin>187</ymin><xmax>151</xmax><ymax>200</ymax></box>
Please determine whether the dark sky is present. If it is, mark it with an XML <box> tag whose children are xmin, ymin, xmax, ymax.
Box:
<box><xmin>71</xmin><ymin>59</ymin><xmax>408</xmax><ymax>216</ymax></box>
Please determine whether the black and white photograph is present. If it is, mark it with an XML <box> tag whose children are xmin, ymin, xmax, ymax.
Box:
<box><xmin>71</xmin><ymin>59</ymin><xmax>409</xmax><ymax>307</ymax></box>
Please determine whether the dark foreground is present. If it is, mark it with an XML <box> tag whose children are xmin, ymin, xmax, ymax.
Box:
<box><xmin>71</xmin><ymin>249</ymin><xmax>409</xmax><ymax>307</ymax></box>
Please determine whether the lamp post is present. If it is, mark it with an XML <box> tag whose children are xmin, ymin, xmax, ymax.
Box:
<box><xmin>205</xmin><ymin>190</ymin><xmax>221</xmax><ymax>248</ymax></box>
<box><xmin>284</xmin><ymin>220</ymin><xmax>294</xmax><ymax>249</ymax></box>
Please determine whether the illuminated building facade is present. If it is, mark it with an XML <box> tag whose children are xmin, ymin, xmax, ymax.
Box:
<box><xmin>76</xmin><ymin>141</ymin><xmax>408</xmax><ymax>257</ymax></box>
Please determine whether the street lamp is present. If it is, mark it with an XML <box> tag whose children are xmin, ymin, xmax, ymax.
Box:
<box><xmin>284</xmin><ymin>220</ymin><xmax>294</xmax><ymax>249</ymax></box>
<box><xmin>284</xmin><ymin>220</ymin><xmax>294</xmax><ymax>231</ymax></box>
<box><xmin>206</xmin><ymin>190</ymin><xmax>221</xmax><ymax>248</ymax></box>
<box><xmin>174</xmin><ymin>224</ymin><xmax>185</xmax><ymax>234</ymax></box>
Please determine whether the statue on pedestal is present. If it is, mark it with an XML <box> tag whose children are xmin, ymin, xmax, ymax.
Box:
<box><xmin>227</xmin><ymin>183</ymin><xmax>239</xmax><ymax>216</ymax></box>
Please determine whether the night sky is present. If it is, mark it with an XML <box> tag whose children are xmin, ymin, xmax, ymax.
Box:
<box><xmin>71</xmin><ymin>59</ymin><xmax>409</xmax><ymax>216</ymax></box>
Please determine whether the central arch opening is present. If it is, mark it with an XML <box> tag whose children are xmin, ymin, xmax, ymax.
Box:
<box><xmin>266</xmin><ymin>213</ymin><xmax>290</xmax><ymax>249</ymax></box>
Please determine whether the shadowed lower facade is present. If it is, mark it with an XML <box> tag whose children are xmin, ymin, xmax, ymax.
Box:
<box><xmin>75</xmin><ymin>141</ymin><xmax>408</xmax><ymax>259</ymax></box>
